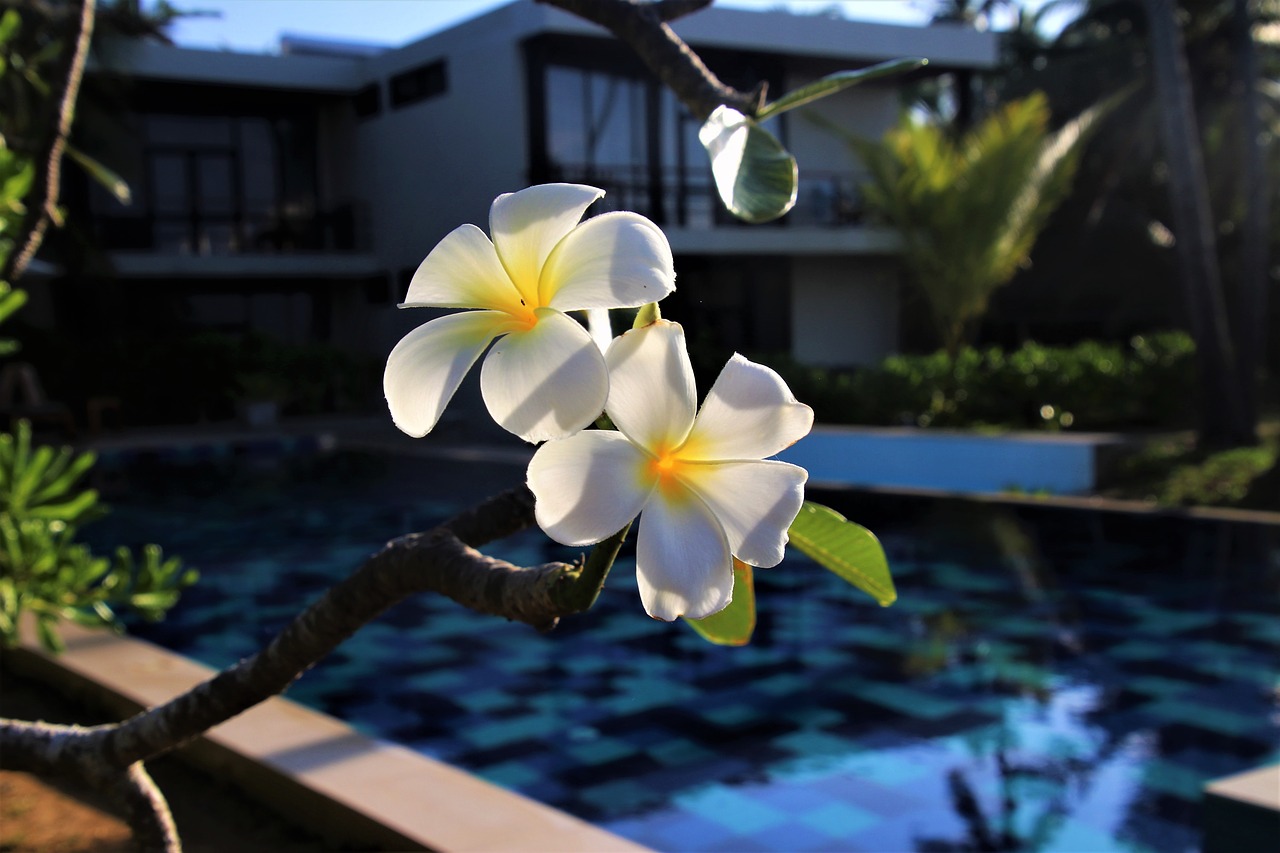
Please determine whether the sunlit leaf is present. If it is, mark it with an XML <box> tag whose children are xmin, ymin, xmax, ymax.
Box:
<box><xmin>699</xmin><ymin>106</ymin><xmax>797</xmax><ymax>223</ymax></box>
<box><xmin>0</xmin><ymin>9</ymin><xmax>21</xmax><ymax>46</ymax></box>
<box><xmin>684</xmin><ymin>559</ymin><xmax>755</xmax><ymax>645</ymax></box>
<box><xmin>755</xmin><ymin>58</ymin><xmax>928</xmax><ymax>122</ymax></box>
<box><xmin>788</xmin><ymin>501</ymin><xmax>896</xmax><ymax>606</ymax></box>
<box><xmin>65</xmin><ymin>145</ymin><xmax>131</xmax><ymax>205</ymax></box>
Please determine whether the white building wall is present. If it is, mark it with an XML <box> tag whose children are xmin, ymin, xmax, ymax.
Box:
<box><xmin>783</xmin><ymin>79</ymin><xmax>900</xmax><ymax>171</ymax></box>
<box><xmin>790</xmin><ymin>256</ymin><xmax>899</xmax><ymax>367</ymax></box>
<box><xmin>352</xmin><ymin>31</ymin><xmax>532</xmax><ymax>278</ymax></box>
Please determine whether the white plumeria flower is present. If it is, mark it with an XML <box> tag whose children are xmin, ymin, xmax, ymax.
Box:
<box><xmin>528</xmin><ymin>320</ymin><xmax>813</xmax><ymax>621</ymax></box>
<box><xmin>384</xmin><ymin>184</ymin><xmax>675</xmax><ymax>443</ymax></box>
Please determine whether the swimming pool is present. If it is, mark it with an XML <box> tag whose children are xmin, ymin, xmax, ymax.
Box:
<box><xmin>86</xmin><ymin>444</ymin><xmax>1279</xmax><ymax>852</ymax></box>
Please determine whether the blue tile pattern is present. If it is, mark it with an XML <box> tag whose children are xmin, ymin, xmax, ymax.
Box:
<box><xmin>85</xmin><ymin>448</ymin><xmax>1280</xmax><ymax>852</ymax></box>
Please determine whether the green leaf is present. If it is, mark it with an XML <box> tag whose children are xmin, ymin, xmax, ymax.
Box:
<box><xmin>25</xmin><ymin>488</ymin><xmax>99</xmax><ymax>522</ymax></box>
<box><xmin>65</xmin><ymin>145</ymin><xmax>131</xmax><ymax>205</ymax></box>
<box><xmin>0</xmin><ymin>10</ymin><xmax>21</xmax><ymax>47</ymax></box>
<box><xmin>755</xmin><ymin>58</ymin><xmax>928</xmax><ymax>122</ymax></box>
<box><xmin>699</xmin><ymin>106</ymin><xmax>797</xmax><ymax>223</ymax></box>
<box><xmin>684</xmin><ymin>559</ymin><xmax>756</xmax><ymax>645</ymax></box>
<box><xmin>34</xmin><ymin>614</ymin><xmax>64</xmax><ymax>654</ymax></box>
<box><xmin>0</xmin><ymin>284</ymin><xmax>28</xmax><ymax>326</ymax></box>
<box><xmin>788</xmin><ymin>501</ymin><xmax>896</xmax><ymax>606</ymax></box>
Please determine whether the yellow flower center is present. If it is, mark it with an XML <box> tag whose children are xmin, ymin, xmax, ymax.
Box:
<box><xmin>504</xmin><ymin>299</ymin><xmax>540</xmax><ymax>331</ymax></box>
<box><xmin>647</xmin><ymin>449</ymin><xmax>689</xmax><ymax>499</ymax></box>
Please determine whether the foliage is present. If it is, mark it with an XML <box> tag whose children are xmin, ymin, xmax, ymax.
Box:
<box><xmin>700</xmin><ymin>58</ymin><xmax>926</xmax><ymax>223</ymax></box>
<box><xmin>990</xmin><ymin>0</ymin><xmax>1280</xmax><ymax>440</ymax></box>
<box><xmin>15</xmin><ymin>330</ymin><xmax>381</xmax><ymax>425</ymax></box>
<box><xmin>685</xmin><ymin>560</ymin><xmax>756</xmax><ymax>646</ymax></box>
<box><xmin>788</xmin><ymin>502</ymin><xmax>895</xmax><ymax>606</ymax></box>
<box><xmin>0</xmin><ymin>421</ymin><xmax>196</xmax><ymax>651</ymax></box>
<box><xmin>1103</xmin><ymin>420</ymin><xmax>1279</xmax><ymax>507</ymax></box>
<box><xmin>0</xmin><ymin>281</ymin><xmax>25</xmax><ymax>355</ymax></box>
<box><xmin>848</xmin><ymin>92</ymin><xmax>1109</xmax><ymax>356</ymax></box>
<box><xmin>764</xmin><ymin>331</ymin><xmax>1197</xmax><ymax>431</ymax></box>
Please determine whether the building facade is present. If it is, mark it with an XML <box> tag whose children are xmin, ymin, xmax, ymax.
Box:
<box><xmin>47</xmin><ymin>0</ymin><xmax>995</xmax><ymax>406</ymax></box>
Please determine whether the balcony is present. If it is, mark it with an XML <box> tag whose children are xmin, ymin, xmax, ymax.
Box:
<box><xmin>545</xmin><ymin>164</ymin><xmax>900</xmax><ymax>256</ymax></box>
<box><xmin>89</xmin><ymin>202</ymin><xmax>381</xmax><ymax>279</ymax></box>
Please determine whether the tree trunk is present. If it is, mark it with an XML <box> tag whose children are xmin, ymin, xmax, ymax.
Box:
<box><xmin>1141</xmin><ymin>0</ymin><xmax>1255</xmax><ymax>447</ymax></box>
<box><xmin>1232</xmin><ymin>0</ymin><xmax>1270</xmax><ymax>429</ymax></box>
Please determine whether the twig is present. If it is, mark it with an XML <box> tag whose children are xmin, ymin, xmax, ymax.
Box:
<box><xmin>1</xmin><ymin>0</ymin><xmax>96</xmax><ymax>283</ymax></box>
<box><xmin>111</xmin><ymin>763</ymin><xmax>181</xmax><ymax>853</ymax></box>
<box><xmin>537</xmin><ymin>0</ymin><xmax>762</xmax><ymax>120</ymax></box>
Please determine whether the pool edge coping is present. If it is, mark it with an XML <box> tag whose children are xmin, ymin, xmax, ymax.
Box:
<box><xmin>6</xmin><ymin>618</ymin><xmax>651</xmax><ymax>853</ymax></box>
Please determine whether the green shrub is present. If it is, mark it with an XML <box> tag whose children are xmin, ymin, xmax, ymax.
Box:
<box><xmin>0</xmin><ymin>421</ymin><xmax>197</xmax><ymax>651</ymax></box>
<box><xmin>762</xmin><ymin>331</ymin><xmax>1197</xmax><ymax>431</ymax></box>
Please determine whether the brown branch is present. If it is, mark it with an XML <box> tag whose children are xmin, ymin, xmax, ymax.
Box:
<box><xmin>110</xmin><ymin>763</ymin><xmax>181</xmax><ymax>853</ymax></box>
<box><xmin>537</xmin><ymin>0</ymin><xmax>762</xmax><ymax>120</ymax></box>
<box><xmin>1</xmin><ymin>483</ymin><xmax>623</xmax><ymax>850</ymax></box>
<box><xmin>83</xmin><ymin>487</ymin><xmax>594</xmax><ymax>767</ymax></box>
<box><xmin>1</xmin><ymin>0</ymin><xmax>96</xmax><ymax>283</ymax></box>
<box><xmin>0</xmin><ymin>720</ymin><xmax>179</xmax><ymax>851</ymax></box>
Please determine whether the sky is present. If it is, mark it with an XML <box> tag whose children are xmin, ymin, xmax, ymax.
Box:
<box><xmin>156</xmin><ymin>0</ymin><xmax>943</xmax><ymax>54</ymax></box>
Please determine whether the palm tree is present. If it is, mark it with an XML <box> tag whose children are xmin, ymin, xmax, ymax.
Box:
<box><xmin>849</xmin><ymin>92</ymin><xmax>1107</xmax><ymax>362</ymax></box>
<box><xmin>994</xmin><ymin>0</ymin><xmax>1278</xmax><ymax>447</ymax></box>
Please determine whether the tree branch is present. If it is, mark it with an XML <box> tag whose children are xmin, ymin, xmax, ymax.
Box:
<box><xmin>110</xmin><ymin>763</ymin><xmax>181</xmax><ymax>853</ymax></box>
<box><xmin>537</xmin><ymin>0</ymin><xmax>762</xmax><ymax>120</ymax></box>
<box><xmin>1</xmin><ymin>0</ymin><xmax>96</xmax><ymax>283</ymax></box>
<box><xmin>63</xmin><ymin>486</ymin><xmax>603</xmax><ymax>768</ymax></box>
<box><xmin>0</xmin><ymin>720</ymin><xmax>179</xmax><ymax>852</ymax></box>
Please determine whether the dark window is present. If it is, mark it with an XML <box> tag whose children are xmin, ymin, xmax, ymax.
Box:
<box><xmin>389</xmin><ymin>60</ymin><xmax>447</xmax><ymax>109</ymax></box>
<box><xmin>353</xmin><ymin>82</ymin><xmax>381</xmax><ymax>118</ymax></box>
<box><xmin>89</xmin><ymin>112</ymin><xmax>353</xmax><ymax>255</ymax></box>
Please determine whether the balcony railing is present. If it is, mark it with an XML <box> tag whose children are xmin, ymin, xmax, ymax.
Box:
<box><xmin>90</xmin><ymin>202</ymin><xmax>372</xmax><ymax>256</ymax></box>
<box><xmin>543</xmin><ymin>164</ymin><xmax>868</xmax><ymax>228</ymax></box>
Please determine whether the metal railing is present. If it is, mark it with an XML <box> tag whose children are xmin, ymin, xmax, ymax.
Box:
<box><xmin>543</xmin><ymin>164</ymin><xmax>868</xmax><ymax>228</ymax></box>
<box><xmin>91</xmin><ymin>202</ymin><xmax>372</xmax><ymax>255</ymax></box>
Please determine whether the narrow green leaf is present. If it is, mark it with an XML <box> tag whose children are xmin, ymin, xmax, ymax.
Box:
<box><xmin>756</xmin><ymin>58</ymin><xmax>928</xmax><ymax>122</ymax></box>
<box><xmin>0</xmin><ymin>9</ymin><xmax>21</xmax><ymax>46</ymax></box>
<box><xmin>0</xmin><ymin>285</ymin><xmax>28</xmax><ymax>325</ymax></box>
<box><xmin>26</xmin><ymin>488</ymin><xmax>98</xmax><ymax>522</ymax></box>
<box><xmin>699</xmin><ymin>106</ymin><xmax>798</xmax><ymax>223</ymax></box>
<box><xmin>684</xmin><ymin>559</ymin><xmax>756</xmax><ymax>645</ymax></box>
<box><xmin>788</xmin><ymin>501</ymin><xmax>896</xmax><ymax>606</ymax></box>
<box><xmin>34</xmin><ymin>614</ymin><xmax>64</xmax><ymax>654</ymax></box>
<box><xmin>65</xmin><ymin>145</ymin><xmax>131</xmax><ymax>205</ymax></box>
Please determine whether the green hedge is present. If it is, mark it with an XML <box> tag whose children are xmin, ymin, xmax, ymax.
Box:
<box><xmin>19</xmin><ymin>330</ymin><xmax>381</xmax><ymax>426</ymax></box>
<box><xmin>765</xmin><ymin>332</ymin><xmax>1197</xmax><ymax>431</ymax></box>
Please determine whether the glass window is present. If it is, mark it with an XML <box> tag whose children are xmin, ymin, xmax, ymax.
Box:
<box><xmin>196</xmin><ymin>154</ymin><xmax>234</xmax><ymax>216</ymax></box>
<box><xmin>149</xmin><ymin>153</ymin><xmax>188</xmax><ymax>215</ymax></box>
<box><xmin>546</xmin><ymin>66</ymin><xmax>645</xmax><ymax>170</ymax></box>
<box><xmin>145</xmin><ymin>115</ymin><xmax>233</xmax><ymax>147</ymax></box>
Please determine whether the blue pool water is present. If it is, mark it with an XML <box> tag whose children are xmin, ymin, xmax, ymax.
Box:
<box><xmin>86</xmin><ymin>443</ymin><xmax>1279</xmax><ymax>852</ymax></box>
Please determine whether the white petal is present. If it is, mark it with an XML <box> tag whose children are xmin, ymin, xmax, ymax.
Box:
<box><xmin>541</xmin><ymin>212</ymin><xmax>675</xmax><ymax>310</ymax></box>
<box><xmin>681</xmin><ymin>459</ymin><xmax>807</xmax><ymax>568</ymax></box>
<box><xmin>480</xmin><ymin>308</ymin><xmax>608</xmax><ymax>443</ymax></box>
<box><xmin>489</xmin><ymin>184</ymin><xmax>604</xmax><ymax>305</ymax></box>
<box><xmin>635</xmin><ymin>486</ymin><xmax>734</xmax><ymax>621</ymax></box>
<box><xmin>681</xmin><ymin>353</ymin><xmax>814</xmax><ymax>461</ymax></box>
<box><xmin>527</xmin><ymin>430</ymin><xmax>653</xmax><ymax>546</ymax></box>
<box><xmin>585</xmin><ymin>307</ymin><xmax>613</xmax><ymax>355</ymax></box>
<box><xmin>604</xmin><ymin>320</ymin><xmax>696</xmax><ymax>454</ymax></box>
<box><xmin>402</xmin><ymin>224</ymin><xmax>523</xmax><ymax>315</ymax></box>
<box><xmin>384</xmin><ymin>311</ymin><xmax>508</xmax><ymax>438</ymax></box>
